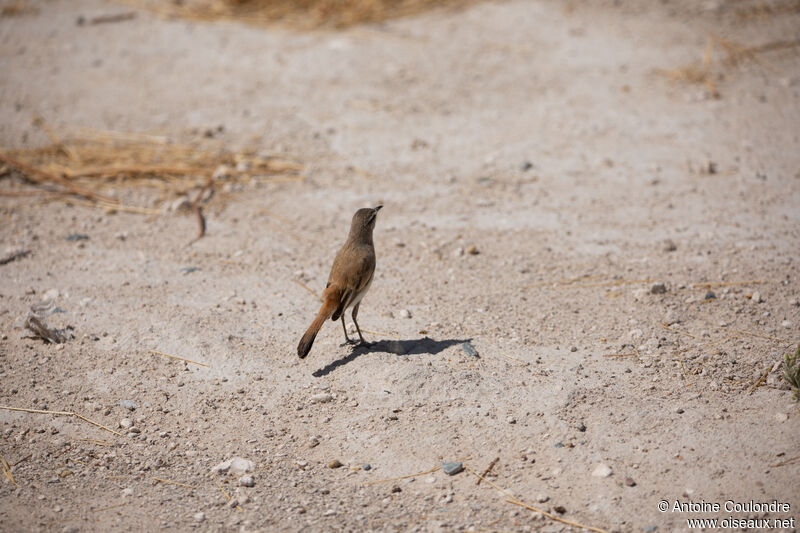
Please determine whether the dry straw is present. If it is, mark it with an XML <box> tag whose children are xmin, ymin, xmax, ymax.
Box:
<box><xmin>0</xmin><ymin>405</ymin><xmax>123</xmax><ymax>437</ymax></box>
<box><xmin>120</xmin><ymin>0</ymin><xmax>476</xmax><ymax>29</ymax></box>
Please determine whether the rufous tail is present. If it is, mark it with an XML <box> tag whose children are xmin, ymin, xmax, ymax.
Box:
<box><xmin>297</xmin><ymin>293</ymin><xmax>338</xmax><ymax>359</ymax></box>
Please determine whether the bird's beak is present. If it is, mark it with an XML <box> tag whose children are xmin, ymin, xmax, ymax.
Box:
<box><xmin>374</xmin><ymin>205</ymin><xmax>383</xmax><ymax>212</ymax></box>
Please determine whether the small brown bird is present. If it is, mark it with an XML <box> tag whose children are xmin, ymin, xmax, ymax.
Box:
<box><xmin>297</xmin><ymin>206</ymin><xmax>382</xmax><ymax>359</ymax></box>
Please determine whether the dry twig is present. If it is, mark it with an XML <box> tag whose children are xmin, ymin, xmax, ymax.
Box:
<box><xmin>149</xmin><ymin>349</ymin><xmax>209</xmax><ymax>367</ymax></box>
<box><xmin>0</xmin><ymin>406</ymin><xmax>123</xmax><ymax>437</ymax></box>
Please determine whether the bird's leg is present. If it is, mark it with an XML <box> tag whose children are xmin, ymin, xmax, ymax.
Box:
<box><xmin>352</xmin><ymin>303</ymin><xmax>370</xmax><ymax>346</ymax></box>
<box><xmin>339</xmin><ymin>315</ymin><xmax>356</xmax><ymax>345</ymax></box>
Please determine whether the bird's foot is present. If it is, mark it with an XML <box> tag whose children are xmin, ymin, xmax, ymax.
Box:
<box><xmin>339</xmin><ymin>338</ymin><xmax>359</xmax><ymax>347</ymax></box>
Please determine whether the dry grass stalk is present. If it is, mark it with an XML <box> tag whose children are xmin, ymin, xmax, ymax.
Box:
<box><xmin>747</xmin><ymin>364</ymin><xmax>773</xmax><ymax>394</ymax></box>
<box><xmin>476</xmin><ymin>457</ymin><xmax>499</xmax><ymax>485</ymax></box>
<box><xmin>213</xmin><ymin>474</ymin><xmax>244</xmax><ymax>511</ymax></box>
<box><xmin>506</xmin><ymin>498</ymin><xmax>609</xmax><ymax>533</ymax></box>
<box><xmin>149</xmin><ymin>349</ymin><xmax>210</xmax><ymax>367</ymax></box>
<box><xmin>1</xmin><ymin>452</ymin><xmax>17</xmax><ymax>486</ymax></box>
<box><xmin>464</xmin><ymin>465</ymin><xmax>608</xmax><ymax>533</ymax></box>
<box><xmin>152</xmin><ymin>476</ymin><xmax>197</xmax><ymax>489</ymax></box>
<box><xmin>560</xmin><ymin>278</ymin><xmax>655</xmax><ymax>289</ymax></box>
<box><xmin>120</xmin><ymin>0</ymin><xmax>476</xmax><ymax>29</ymax></box>
<box><xmin>691</xmin><ymin>280</ymin><xmax>765</xmax><ymax>288</ymax></box>
<box><xmin>361</xmin><ymin>464</ymin><xmax>441</xmax><ymax>486</ymax></box>
<box><xmin>661</xmin><ymin>323</ymin><xmax>696</xmax><ymax>339</ymax></box>
<box><xmin>0</xmin><ymin>405</ymin><xmax>123</xmax><ymax>437</ymax></box>
<box><xmin>603</xmin><ymin>352</ymin><xmax>637</xmax><ymax>358</ymax></box>
<box><xmin>771</xmin><ymin>454</ymin><xmax>800</xmax><ymax>467</ymax></box>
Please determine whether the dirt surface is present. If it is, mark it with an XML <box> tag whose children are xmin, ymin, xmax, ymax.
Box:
<box><xmin>2</xmin><ymin>0</ymin><xmax>800</xmax><ymax>531</ymax></box>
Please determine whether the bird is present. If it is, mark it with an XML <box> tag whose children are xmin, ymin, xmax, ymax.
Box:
<box><xmin>297</xmin><ymin>205</ymin><xmax>382</xmax><ymax>359</ymax></box>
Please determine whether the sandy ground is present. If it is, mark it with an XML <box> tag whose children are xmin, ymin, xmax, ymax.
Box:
<box><xmin>1</xmin><ymin>0</ymin><xmax>800</xmax><ymax>531</ymax></box>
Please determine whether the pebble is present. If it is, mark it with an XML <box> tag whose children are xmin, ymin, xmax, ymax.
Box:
<box><xmin>553</xmin><ymin>505</ymin><xmax>567</xmax><ymax>514</ymax></box>
<box><xmin>536</xmin><ymin>493</ymin><xmax>549</xmax><ymax>503</ymax></box>
<box><xmin>676</xmin><ymin>408</ymin><xmax>685</xmax><ymax>414</ymax></box>
<box><xmin>65</xmin><ymin>233</ymin><xmax>89</xmax><ymax>241</ymax></box>
<box><xmin>180</xmin><ymin>266</ymin><xmax>199</xmax><ymax>275</ymax></box>
<box><xmin>506</xmin><ymin>416</ymin><xmax>516</xmax><ymax>424</ymax></box>
<box><xmin>62</xmin><ymin>526</ymin><xmax>79</xmax><ymax>533</ymax></box>
<box><xmin>311</xmin><ymin>392</ymin><xmax>333</xmax><ymax>404</ymax></box>
<box><xmin>193</xmin><ymin>512</ymin><xmax>206</xmax><ymax>522</ymax></box>
<box><xmin>239</xmin><ymin>475</ymin><xmax>255</xmax><ymax>487</ymax></box>
<box><xmin>644</xmin><ymin>525</ymin><xmax>658</xmax><ymax>532</ymax></box>
<box><xmin>650</xmin><ymin>283</ymin><xmax>667</xmax><ymax>295</ymax></box>
<box><xmin>520</xmin><ymin>161</ymin><xmax>533</xmax><ymax>171</ymax></box>
<box><xmin>466</xmin><ymin>244</ymin><xmax>479</xmax><ymax>255</ymax></box>
<box><xmin>119</xmin><ymin>418</ymin><xmax>133</xmax><ymax>429</ymax></box>
<box><xmin>781</xmin><ymin>320</ymin><xmax>791</xmax><ymax>328</ymax></box>
<box><xmin>398</xmin><ymin>309</ymin><xmax>412</xmax><ymax>319</ymax></box>
<box><xmin>591</xmin><ymin>463</ymin><xmax>613</xmax><ymax>477</ymax></box>
<box><xmin>122</xmin><ymin>487</ymin><xmax>133</xmax><ymax>496</ymax></box>
<box><xmin>119</xmin><ymin>400</ymin><xmax>137</xmax><ymax>411</ymax></box>
<box><xmin>663</xmin><ymin>239</ymin><xmax>677</xmax><ymax>252</ymax></box>
<box><xmin>212</xmin><ymin>457</ymin><xmax>255</xmax><ymax>475</ymax></box>
<box><xmin>576</xmin><ymin>421</ymin><xmax>586</xmax><ymax>432</ymax></box>
<box><xmin>212</xmin><ymin>164</ymin><xmax>232</xmax><ymax>180</ymax></box>
<box><xmin>328</xmin><ymin>459</ymin><xmax>343</xmax><ymax>469</ymax></box>
<box><xmin>453</xmin><ymin>247</ymin><xmax>464</xmax><ymax>257</ymax></box>
<box><xmin>774</xmin><ymin>413</ymin><xmax>788</xmax><ymax>422</ymax></box>
<box><xmin>461</xmin><ymin>342</ymin><xmax>479</xmax><ymax>357</ymax></box>
<box><xmin>751</xmin><ymin>291</ymin><xmax>762</xmax><ymax>303</ymax></box>
<box><xmin>324</xmin><ymin>509</ymin><xmax>337</xmax><ymax>516</ymax></box>
<box><xmin>362</xmin><ymin>464</ymin><xmax>371</xmax><ymax>471</ymax></box>
<box><xmin>441</xmin><ymin>461</ymin><xmax>464</xmax><ymax>475</ymax></box>
<box><xmin>625</xmin><ymin>477</ymin><xmax>637</xmax><ymax>487</ymax></box>
<box><xmin>704</xmin><ymin>291</ymin><xmax>716</xmax><ymax>300</ymax></box>
<box><xmin>308</xmin><ymin>437</ymin><xmax>320</xmax><ymax>448</ymax></box>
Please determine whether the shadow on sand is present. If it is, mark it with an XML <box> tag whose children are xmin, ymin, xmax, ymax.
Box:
<box><xmin>312</xmin><ymin>337</ymin><xmax>468</xmax><ymax>377</ymax></box>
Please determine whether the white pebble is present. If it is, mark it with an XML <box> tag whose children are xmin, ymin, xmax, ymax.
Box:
<box><xmin>398</xmin><ymin>309</ymin><xmax>411</xmax><ymax>319</ymax></box>
<box><xmin>239</xmin><ymin>475</ymin><xmax>255</xmax><ymax>487</ymax></box>
<box><xmin>591</xmin><ymin>463</ymin><xmax>613</xmax><ymax>478</ymax></box>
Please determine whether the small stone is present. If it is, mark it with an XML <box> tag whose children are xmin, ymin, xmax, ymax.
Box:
<box><xmin>311</xmin><ymin>392</ymin><xmax>333</xmax><ymax>403</ymax></box>
<box><xmin>520</xmin><ymin>161</ymin><xmax>533</xmax><ymax>171</ymax></box>
<box><xmin>592</xmin><ymin>463</ymin><xmax>613</xmax><ymax>477</ymax></box>
<box><xmin>644</xmin><ymin>526</ymin><xmax>658</xmax><ymax>533</ymax></box>
<box><xmin>239</xmin><ymin>475</ymin><xmax>255</xmax><ymax>487</ymax></box>
<box><xmin>453</xmin><ymin>246</ymin><xmax>465</xmax><ymax>257</ymax></box>
<box><xmin>65</xmin><ymin>233</ymin><xmax>89</xmax><ymax>241</ymax></box>
<box><xmin>751</xmin><ymin>291</ymin><xmax>762</xmax><ymax>303</ymax></box>
<box><xmin>180</xmin><ymin>266</ymin><xmax>199</xmax><ymax>275</ymax></box>
<box><xmin>650</xmin><ymin>283</ymin><xmax>667</xmax><ymax>295</ymax></box>
<box><xmin>212</xmin><ymin>457</ymin><xmax>255</xmax><ymax>475</ymax></box>
<box><xmin>62</xmin><ymin>526</ymin><xmax>79</xmax><ymax>533</ymax></box>
<box><xmin>212</xmin><ymin>164</ymin><xmax>232</xmax><ymax>180</ymax></box>
<box><xmin>536</xmin><ymin>493</ymin><xmax>549</xmax><ymax>503</ymax></box>
<box><xmin>328</xmin><ymin>459</ymin><xmax>343</xmax><ymax>469</ymax></box>
<box><xmin>362</xmin><ymin>464</ymin><xmax>371</xmax><ymax>471</ymax></box>
<box><xmin>506</xmin><ymin>416</ymin><xmax>516</xmax><ymax>424</ymax></box>
<box><xmin>461</xmin><ymin>342</ymin><xmax>479</xmax><ymax>357</ymax></box>
<box><xmin>122</xmin><ymin>487</ymin><xmax>133</xmax><ymax>496</ymax></box>
<box><xmin>308</xmin><ymin>437</ymin><xmax>320</xmax><ymax>448</ymax></box>
<box><xmin>676</xmin><ymin>408</ymin><xmax>684</xmax><ymax>414</ymax></box>
<box><xmin>466</xmin><ymin>244</ymin><xmax>479</xmax><ymax>255</ymax></box>
<box><xmin>625</xmin><ymin>477</ymin><xmax>636</xmax><ymax>487</ymax></box>
<box><xmin>554</xmin><ymin>442</ymin><xmax>565</xmax><ymax>448</ymax></box>
<box><xmin>704</xmin><ymin>291</ymin><xmax>716</xmax><ymax>300</ymax></box>
<box><xmin>119</xmin><ymin>400</ymin><xmax>137</xmax><ymax>411</ymax></box>
<box><xmin>391</xmin><ymin>485</ymin><xmax>402</xmax><ymax>493</ymax></box>
<box><xmin>781</xmin><ymin>320</ymin><xmax>791</xmax><ymax>328</ymax></box>
<box><xmin>663</xmin><ymin>239</ymin><xmax>677</xmax><ymax>252</ymax></box>
<box><xmin>774</xmin><ymin>413</ymin><xmax>788</xmax><ymax>422</ymax></box>
<box><xmin>441</xmin><ymin>461</ymin><xmax>464</xmax><ymax>475</ymax></box>
<box><xmin>553</xmin><ymin>505</ymin><xmax>566</xmax><ymax>514</ymax></box>
<box><xmin>398</xmin><ymin>309</ymin><xmax>411</xmax><ymax>319</ymax></box>
<box><xmin>576</xmin><ymin>421</ymin><xmax>586</xmax><ymax>432</ymax></box>
<box><xmin>193</xmin><ymin>512</ymin><xmax>206</xmax><ymax>522</ymax></box>
<box><xmin>323</xmin><ymin>509</ymin><xmax>337</xmax><ymax>516</ymax></box>
<box><xmin>119</xmin><ymin>418</ymin><xmax>133</xmax><ymax>429</ymax></box>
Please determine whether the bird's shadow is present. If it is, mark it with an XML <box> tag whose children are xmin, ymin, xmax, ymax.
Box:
<box><xmin>311</xmin><ymin>337</ymin><xmax>469</xmax><ymax>377</ymax></box>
